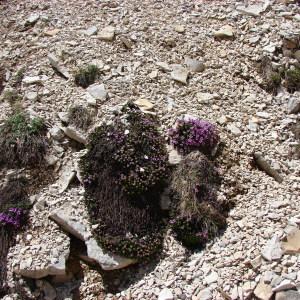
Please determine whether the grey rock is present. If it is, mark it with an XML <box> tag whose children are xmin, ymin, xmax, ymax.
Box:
<box><xmin>272</xmin><ymin>280</ymin><xmax>296</xmax><ymax>292</ymax></box>
<box><xmin>167</xmin><ymin>145</ymin><xmax>182</xmax><ymax>165</ymax></box>
<box><xmin>61</xmin><ymin>126</ymin><xmax>87</xmax><ymax>144</ymax></box>
<box><xmin>49</xmin><ymin>127</ymin><xmax>64</xmax><ymax>141</ymax></box>
<box><xmin>227</xmin><ymin>124</ymin><xmax>241</xmax><ymax>136</ymax></box>
<box><xmin>50</xmin><ymin>203</ymin><xmax>137</xmax><ymax>270</ymax></box>
<box><xmin>84</xmin><ymin>26</ymin><xmax>98</xmax><ymax>36</ymax></box>
<box><xmin>25</xmin><ymin>14</ymin><xmax>40</xmax><ymax>25</ymax></box>
<box><xmin>87</xmin><ymin>84</ymin><xmax>107</xmax><ymax>101</ymax></box>
<box><xmin>294</xmin><ymin>50</ymin><xmax>300</xmax><ymax>62</ymax></box>
<box><xmin>22</xmin><ymin>75</ymin><xmax>48</xmax><ymax>85</ymax></box>
<box><xmin>48</xmin><ymin>53</ymin><xmax>70</xmax><ymax>79</ymax></box>
<box><xmin>25</xmin><ymin>91</ymin><xmax>38</xmax><ymax>101</ymax></box>
<box><xmin>261</xmin><ymin>234</ymin><xmax>283</xmax><ymax>261</ymax></box>
<box><xmin>287</xmin><ymin>98</ymin><xmax>300</xmax><ymax>114</ymax></box>
<box><xmin>156</xmin><ymin>61</ymin><xmax>172</xmax><ymax>72</ymax></box>
<box><xmin>171</xmin><ymin>65</ymin><xmax>189</xmax><ymax>84</ymax></box>
<box><xmin>58</xmin><ymin>112</ymin><xmax>69</xmax><ymax>123</ymax></box>
<box><xmin>56</xmin><ymin>162</ymin><xmax>76</xmax><ymax>193</ymax></box>
<box><xmin>184</xmin><ymin>57</ymin><xmax>205</xmax><ymax>73</ymax></box>
<box><xmin>205</xmin><ymin>271</ymin><xmax>218</xmax><ymax>284</ymax></box>
<box><xmin>254</xmin><ymin>280</ymin><xmax>273</xmax><ymax>300</ymax></box>
<box><xmin>236</xmin><ymin>4</ymin><xmax>268</xmax><ymax>17</ymax></box>
<box><xmin>275</xmin><ymin>290</ymin><xmax>300</xmax><ymax>300</ymax></box>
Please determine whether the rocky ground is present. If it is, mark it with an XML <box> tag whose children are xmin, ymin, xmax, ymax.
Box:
<box><xmin>0</xmin><ymin>0</ymin><xmax>300</xmax><ymax>299</ymax></box>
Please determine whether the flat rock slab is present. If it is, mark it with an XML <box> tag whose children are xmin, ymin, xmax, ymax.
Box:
<box><xmin>282</xmin><ymin>228</ymin><xmax>300</xmax><ymax>254</ymax></box>
<box><xmin>49</xmin><ymin>201</ymin><xmax>136</xmax><ymax>270</ymax></box>
<box><xmin>61</xmin><ymin>126</ymin><xmax>87</xmax><ymax>145</ymax></box>
<box><xmin>276</xmin><ymin>290</ymin><xmax>300</xmax><ymax>300</ymax></box>
<box><xmin>171</xmin><ymin>65</ymin><xmax>189</xmax><ymax>84</ymax></box>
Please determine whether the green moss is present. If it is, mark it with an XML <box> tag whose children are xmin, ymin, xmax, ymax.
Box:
<box><xmin>285</xmin><ymin>67</ymin><xmax>300</xmax><ymax>92</ymax></box>
<box><xmin>74</xmin><ymin>65</ymin><xmax>101</xmax><ymax>88</ymax></box>
<box><xmin>0</xmin><ymin>112</ymin><xmax>48</xmax><ymax>167</ymax></box>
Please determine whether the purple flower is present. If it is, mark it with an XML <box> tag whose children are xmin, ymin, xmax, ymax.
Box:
<box><xmin>168</xmin><ymin>118</ymin><xmax>219</xmax><ymax>155</ymax></box>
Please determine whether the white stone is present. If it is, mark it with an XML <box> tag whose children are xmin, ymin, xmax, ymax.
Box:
<box><xmin>272</xmin><ymin>279</ymin><xmax>296</xmax><ymax>292</ymax></box>
<box><xmin>84</xmin><ymin>26</ymin><xmax>98</xmax><ymax>36</ymax></box>
<box><xmin>184</xmin><ymin>57</ymin><xmax>205</xmax><ymax>73</ymax></box>
<box><xmin>25</xmin><ymin>91</ymin><xmax>38</xmax><ymax>101</ymax></box>
<box><xmin>227</xmin><ymin>124</ymin><xmax>241</xmax><ymax>136</ymax></box>
<box><xmin>287</xmin><ymin>98</ymin><xmax>300</xmax><ymax>114</ymax></box>
<box><xmin>98</xmin><ymin>26</ymin><xmax>115</xmax><ymax>41</ymax></box>
<box><xmin>22</xmin><ymin>75</ymin><xmax>48</xmax><ymax>85</ymax></box>
<box><xmin>214</xmin><ymin>25</ymin><xmax>234</xmax><ymax>38</ymax></box>
<box><xmin>205</xmin><ymin>271</ymin><xmax>219</xmax><ymax>284</ymax></box>
<box><xmin>158</xmin><ymin>288</ymin><xmax>173</xmax><ymax>300</ymax></box>
<box><xmin>87</xmin><ymin>84</ymin><xmax>107</xmax><ymax>101</ymax></box>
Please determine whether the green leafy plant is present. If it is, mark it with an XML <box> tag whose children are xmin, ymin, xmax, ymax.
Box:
<box><xmin>169</xmin><ymin>151</ymin><xmax>231</xmax><ymax>248</ymax></box>
<box><xmin>68</xmin><ymin>105</ymin><xmax>93</xmax><ymax>130</ymax></box>
<box><xmin>80</xmin><ymin>103</ymin><xmax>169</xmax><ymax>259</ymax></box>
<box><xmin>0</xmin><ymin>112</ymin><xmax>48</xmax><ymax>168</ymax></box>
<box><xmin>285</xmin><ymin>67</ymin><xmax>300</xmax><ymax>92</ymax></box>
<box><xmin>74</xmin><ymin>64</ymin><xmax>101</xmax><ymax>88</ymax></box>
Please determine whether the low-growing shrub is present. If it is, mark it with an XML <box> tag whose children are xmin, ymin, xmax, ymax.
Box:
<box><xmin>169</xmin><ymin>151</ymin><xmax>229</xmax><ymax>248</ymax></box>
<box><xmin>80</xmin><ymin>103</ymin><xmax>169</xmax><ymax>259</ymax></box>
<box><xmin>285</xmin><ymin>67</ymin><xmax>300</xmax><ymax>92</ymax></box>
<box><xmin>0</xmin><ymin>112</ymin><xmax>48</xmax><ymax>168</ymax></box>
<box><xmin>168</xmin><ymin>117</ymin><xmax>219</xmax><ymax>155</ymax></box>
<box><xmin>0</xmin><ymin>176</ymin><xmax>30</xmax><ymax>295</ymax></box>
<box><xmin>0</xmin><ymin>68</ymin><xmax>4</xmax><ymax>94</ymax></box>
<box><xmin>1</xmin><ymin>89</ymin><xmax>21</xmax><ymax>105</ymax></box>
<box><xmin>68</xmin><ymin>105</ymin><xmax>93</xmax><ymax>130</ymax></box>
<box><xmin>74</xmin><ymin>64</ymin><xmax>101</xmax><ymax>88</ymax></box>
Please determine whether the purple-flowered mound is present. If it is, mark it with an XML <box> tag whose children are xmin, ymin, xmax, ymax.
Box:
<box><xmin>168</xmin><ymin>117</ymin><xmax>219</xmax><ymax>155</ymax></box>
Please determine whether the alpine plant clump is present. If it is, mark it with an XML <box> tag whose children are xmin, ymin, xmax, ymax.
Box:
<box><xmin>168</xmin><ymin>117</ymin><xmax>219</xmax><ymax>155</ymax></box>
<box><xmin>80</xmin><ymin>102</ymin><xmax>169</xmax><ymax>259</ymax></box>
<box><xmin>0</xmin><ymin>112</ymin><xmax>48</xmax><ymax>168</ymax></box>
<box><xmin>169</xmin><ymin>151</ymin><xmax>229</xmax><ymax>248</ymax></box>
<box><xmin>0</xmin><ymin>176</ymin><xmax>30</xmax><ymax>295</ymax></box>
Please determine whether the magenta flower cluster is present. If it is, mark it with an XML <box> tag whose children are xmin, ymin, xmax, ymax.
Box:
<box><xmin>168</xmin><ymin>118</ymin><xmax>219</xmax><ymax>155</ymax></box>
<box><xmin>0</xmin><ymin>208</ymin><xmax>23</xmax><ymax>228</ymax></box>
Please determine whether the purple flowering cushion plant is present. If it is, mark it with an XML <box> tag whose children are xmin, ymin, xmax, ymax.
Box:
<box><xmin>168</xmin><ymin>118</ymin><xmax>219</xmax><ymax>155</ymax></box>
<box><xmin>80</xmin><ymin>102</ymin><xmax>169</xmax><ymax>259</ymax></box>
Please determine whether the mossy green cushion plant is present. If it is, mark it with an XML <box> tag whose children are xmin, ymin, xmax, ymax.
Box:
<box><xmin>80</xmin><ymin>102</ymin><xmax>169</xmax><ymax>259</ymax></box>
<box><xmin>74</xmin><ymin>64</ymin><xmax>101</xmax><ymax>88</ymax></box>
<box><xmin>0</xmin><ymin>112</ymin><xmax>48</xmax><ymax>168</ymax></box>
<box><xmin>169</xmin><ymin>151</ymin><xmax>231</xmax><ymax>248</ymax></box>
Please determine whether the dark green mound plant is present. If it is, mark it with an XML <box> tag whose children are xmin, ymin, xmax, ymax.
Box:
<box><xmin>80</xmin><ymin>103</ymin><xmax>169</xmax><ymax>259</ymax></box>
<box><xmin>0</xmin><ymin>176</ymin><xmax>30</xmax><ymax>295</ymax></box>
<box><xmin>0</xmin><ymin>111</ymin><xmax>48</xmax><ymax>168</ymax></box>
<box><xmin>169</xmin><ymin>151</ymin><xmax>230</xmax><ymax>249</ymax></box>
<box><xmin>68</xmin><ymin>105</ymin><xmax>93</xmax><ymax>130</ymax></box>
<box><xmin>285</xmin><ymin>67</ymin><xmax>300</xmax><ymax>92</ymax></box>
<box><xmin>74</xmin><ymin>64</ymin><xmax>101</xmax><ymax>88</ymax></box>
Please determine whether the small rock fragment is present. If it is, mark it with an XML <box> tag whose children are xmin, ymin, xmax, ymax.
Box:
<box><xmin>48</xmin><ymin>53</ymin><xmax>70</xmax><ymax>79</ymax></box>
<box><xmin>184</xmin><ymin>57</ymin><xmax>205</xmax><ymax>73</ymax></box>
<box><xmin>171</xmin><ymin>65</ymin><xmax>189</xmax><ymax>84</ymax></box>
<box><xmin>61</xmin><ymin>127</ymin><xmax>87</xmax><ymax>145</ymax></box>
<box><xmin>25</xmin><ymin>91</ymin><xmax>38</xmax><ymax>101</ymax></box>
<box><xmin>158</xmin><ymin>288</ymin><xmax>173</xmax><ymax>300</ymax></box>
<box><xmin>22</xmin><ymin>75</ymin><xmax>48</xmax><ymax>85</ymax></box>
<box><xmin>98</xmin><ymin>26</ymin><xmax>115</xmax><ymax>41</ymax></box>
<box><xmin>134</xmin><ymin>98</ymin><xmax>154</xmax><ymax>112</ymax></box>
<box><xmin>87</xmin><ymin>84</ymin><xmax>107</xmax><ymax>101</ymax></box>
<box><xmin>214</xmin><ymin>25</ymin><xmax>234</xmax><ymax>38</ymax></box>
<box><xmin>261</xmin><ymin>234</ymin><xmax>283</xmax><ymax>261</ymax></box>
<box><xmin>287</xmin><ymin>98</ymin><xmax>300</xmax><ymax>114</ymax></box>
<box><xmin>84</xmin><ymin>26</ymin><xmax>98</xmax><ymax>36</ymax></box>
<box><xmin>254</xmin><ymin>280</ymin><xmax>273</xmax><ymax>300</ymax></box>
<box><xmin>197</xmin><ymin>288</ymin><xmax>212</xmax><ymax>300</ymax></box>
<box><xmin>282</xmin><ymin>228</ymin><xmax>300</xmax><ymax>254</ymax></box>
<box><xmin>174</xmin><ymin>24</ymin><xmax>185</xmax><ymax>33</ymax></box>
<box><xmin>275</xmin><ymin>290</ymin><xmax>300</xmax><ymax>300</ymax></box>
